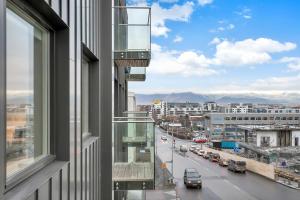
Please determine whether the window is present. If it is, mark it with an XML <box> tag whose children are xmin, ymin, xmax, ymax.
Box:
<box><xmin>250</xmin><ymin>117</ymin><xmax>255</xmax><ymax>120</ymax></box>
<box><xmin>6</xmin><ymin>6</ymin><xmax>49</xmax><ymax>177</ymax></box>
<box><xmin>263</xmin><ymin>117</ymin><xmax>268</xmax><ymax>120</ymax></box>
<box><xmin>82</xmin><ymin>57</ymin><xmax>91</xmax><ymax>139</ymax></box>
<box><xmin>244</xmin><ymin>117</ymin><xmax>249</xmax><ymax>120</ymax></box>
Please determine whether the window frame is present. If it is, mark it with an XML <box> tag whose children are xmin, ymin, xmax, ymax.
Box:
<box><xmin>81</xmin><ymin>43</ymin><xmax>99</xmax><ymax>143</ymax></box>
<box><xmin>4</xmin><ymin>2</ymin><xmax>56</xmax><ymax>190</ymax></box>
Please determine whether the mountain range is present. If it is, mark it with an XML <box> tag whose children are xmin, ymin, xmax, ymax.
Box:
<box><xmin>135</xmin><ymin>92</ymin><xmax>300</xmax><ymax>105</ymax></box>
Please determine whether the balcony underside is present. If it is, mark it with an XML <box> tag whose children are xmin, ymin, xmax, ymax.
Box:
<box><xmin>114</xmin><ymin>51</ymin><xmax>151</xmax><ymax>67</ymax></box>
<box><xmin>126</xmin><ymin>74</ymin><xmax>146</xmax><ymax>81</ymax></box>
<box><xmin>113</xmin><ymin>162</ymin><xmax>154</xmax><ymax>190</ymax></box>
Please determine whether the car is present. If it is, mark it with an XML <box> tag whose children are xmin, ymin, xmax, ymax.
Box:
<box><xmin>189</xmin><ymin>145</ymin><xmax>197</xmax><ymax>152</ymax></box>
<box><xmin>180</xmin><ymin>145</ymin><xmax>188</xmax><ymax>152</ymax></box>
<box><xmin>161</xmin><ymin>136</ymin><xmax>167</xmax><ymax>141</ymax></box>
<box><xmin>209</xmin><ymin>153</ymin><xmax>220</xmax><ymax>162</ymax></box>
<box><xmin>193</xmin><ymin>147</ymin><xmax>201</xmax><ymax>154</ymax></box>
<box><xmin>228</xmin><ymin>160</ymin><xmax>246</xmax><ymax>173</ymax></box>
<box><xmin>193</xmin><ymin>137</ymin><xmax>207</xmax><ymax>143</ymax></box>
<box><xmin>183</xmin><ymin>168</ymin><xmax>202</xmax><ymax>189</ymax></box>
<box><xmin>203</xmin><ymin>151</ymin><xmax>212</xmax><ymax>159</ymax></box>
<box><xmin>219</xmin><ymin>158</ymin><xmax>228</xmax><ymax>167</ymax></box>
<box><xmin>197</xmin><ymin>150</ymin><xmax>205</xmax><ymax>156</ymax></box>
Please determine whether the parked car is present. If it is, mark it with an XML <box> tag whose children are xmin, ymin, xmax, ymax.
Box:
<box><xmin>203</xmin><ymin>151</ymin><xmax>212</xmax><ymax>159</ymax></box>
<box><xmin>209</xmin><ymin>153</ymin><xmax>220</xmax><ymax>162</ymax></box>
<box><xmin>197</xmin><ymin>150</ymin><xmax>205</xmax><ymax>156</ymax></box>
<box><xmin>193</xmin><ymin>147</ymin><xmax>201</xmax><ymax>154</ymax></box>
<box><xmin>189</xmin><ymin>145</ymin><xmax>197</xmax><ymax>152</ymax></box>
<box><xmin>183</xmin><ymin>168</ymin><xmax>202</xmax><ymax>189</ymax></box>
<box><xmin>193</xmin><ymin>137</ymin><xmax>207</xmax><ymax>143</ymax></box>
<box><xmin>161</xmin><ymin>136</ymin><xmax>167</xmax><ymax>141</ymax></box>
<box><xmin>228</xmin><ymin>160</ymin><xmax>246</xmax><ymax>173</ymax></box>
<box><xmin>180</xmin><ymin>145</ymin><xmax>188</xmax><ymax>152</ymax></box>
<box><xmin>219</xmin><ymin>158</ymin><xmax>228</xmax><ymax>167</ymax></box>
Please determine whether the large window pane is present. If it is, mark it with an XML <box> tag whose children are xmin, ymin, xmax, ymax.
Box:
<box><xmin>6</xmin><ymin>7</ymin><xmax>49</xmax><ymax>177</ymax></box>
<box><xmin>82</xmin><ymin>58</ymin><xmax>90</xmax><ymax>138</ymax></box>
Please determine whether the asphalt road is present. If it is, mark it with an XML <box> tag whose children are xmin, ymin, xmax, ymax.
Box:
<box><xmin>155</xmin><ymin>127</ymin><xmax>300</xmax><ymax>200</ymax></box>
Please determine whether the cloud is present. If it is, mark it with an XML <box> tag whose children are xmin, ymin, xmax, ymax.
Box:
<box><xmin>213</xmin><ymin>38</ymin><xmax>297</xmax><ymax>66</ymax></box>
<box><xmin>151</xmin><ymin>2</ymin><xmax>194</xmax><ymax>37</ymax></box>
<box><xmin>280</xmin><ymin>57</ymin><xmax>300</xmax><ymax>71</ymax></box>
<box><xmin>206</xmin><ymin>74</ymin><xmax>300</xmax><ymax>94</ymax></box>
<box><xmin>198</xmin><ymin>0</ymin><xmax>214</xmax><ymax>6</ymax></box>
<box><xmin>149</xmin><ymin>43</ymin><xmax>218</xmax><ymax>76</ymax></box>
<box><xmin>209</xmin><ymin>37</ymin><xmax>221</xmax><ymax>45</ymax></box>
<box><xmin>235</xmin><ymin>7</ymin><xmax>252</xmax><ymax>19</ymax></box>
<box><xmin>173</xmin><ymin>35</ymin><xmax>183</xmax><ymax>43</ymax></box>
<box><xmin>159</xmin><ymin>0</ymin><xmax>179</xmax><ymax>3</ymax></box>
<box><xmin>210</xmin><ymin>22</ymin><xmax>235</xmax><ymax>33</ymax></box>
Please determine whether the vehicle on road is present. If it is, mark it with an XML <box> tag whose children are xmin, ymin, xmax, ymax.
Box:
<box><xmin>183</xmin><ymin>168</ymin><xmax>202</xmax><ymax>189</ymax></box>
<box><xmin>180</xmin><ymin>145</ymin><xmax>188</xmax><ymax>152</ymax></box>
<box><xmin>189</xmin><ymin>145</ymin><xmax>196</xmax><ymax>152</ymax></box>
<box><xmin>197</xmin><ymin>150</ymin><xmax>205</xmax><ymax>156</ymax></box>
<box><xmin>203</xmin><ymin>151</ymin><xmax>212</xmax><ymax>159</ymax></box>
<box><xmin>209</xmin><ymin>153</ymin><xmax>220</xmax><ymax>162</ymax></box>
<box><xmin>228</xmin><ymin>160</ymin><xmax>246</xmax><ymax>173</ymax></box>
<box><xmin>161</xmin><ymin>136</ymin><xmax>167</xmax><ymax>141</ymax></box>
<box><xmin>193</xmin><ymin>137</ymin><xmax>207</xmax><ymax>143</ymax></box>
<box><xmin>219</xmin><ymin>158</ymin><xmax>229</xmax><ymax>167</ymax></box>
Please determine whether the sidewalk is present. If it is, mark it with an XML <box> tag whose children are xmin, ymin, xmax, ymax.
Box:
<box><xmin>145</xmin><ymin>156</ymin><xmax>180</xmax><ymax>200</ymax></box>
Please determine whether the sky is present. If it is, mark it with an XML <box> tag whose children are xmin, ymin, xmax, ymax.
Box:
<box><xmin>128</xmin><ymin>0</ymin><xmax>300</xmax><ymax>96</ymax></box>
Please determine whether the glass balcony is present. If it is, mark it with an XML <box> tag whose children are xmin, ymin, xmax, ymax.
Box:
<box><xmin>126</xmin><ymin>67</ymin><xmax>146</xmax><ymax>81</ymax></box>
<box><xmin>113</xmin><ymin>117</ymin><xmax>155</xmax><ymax>190</ymax></box>
<box><xmin>123</xmin><ymin>111</ymin><xmax>149</xmax><ymax>118</ymax></box>
<box><xmin>113</xmin><ymin>6</ymin><xmax>151</xmax><ymax>67</ymax></box>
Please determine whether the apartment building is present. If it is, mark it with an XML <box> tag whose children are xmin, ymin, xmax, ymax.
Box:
<box><xmin>0</xmin><ymin>0</ymin><xmax>152</xmax><ymax>199</ymax></box>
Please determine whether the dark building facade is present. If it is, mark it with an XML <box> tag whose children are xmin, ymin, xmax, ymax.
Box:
<box><xmin>0</xmin><ymin>0</ymin><xmax>112</xmax><ymax>199</ymax></box>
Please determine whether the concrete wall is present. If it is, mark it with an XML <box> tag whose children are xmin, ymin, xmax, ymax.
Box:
<box><xmin>256</xmin><ymin>131</ymin><xmax>277</xmax><ymax>147</ymax></box>
<box><xmin>203</xmin><ymin>147</ymin><xmax>275</xmax><ymax>180</ymax></box>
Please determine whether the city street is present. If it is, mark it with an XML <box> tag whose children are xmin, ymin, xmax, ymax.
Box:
<box><xmin>156</xmin><ymin>127</ymin><xmax>300</xmax><ymax>200</ymax></box>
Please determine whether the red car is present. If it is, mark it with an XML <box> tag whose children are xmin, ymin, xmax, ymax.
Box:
<box><xmin>193</xmin><ymin>138</ymin><xmax>207</xmax><ymax>143</ymax></box>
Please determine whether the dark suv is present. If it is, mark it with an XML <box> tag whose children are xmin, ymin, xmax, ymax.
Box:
<box><xmin>183</xmin><ymin>168</ymin><xmax>202</xmax><ymax>189</ymax></box>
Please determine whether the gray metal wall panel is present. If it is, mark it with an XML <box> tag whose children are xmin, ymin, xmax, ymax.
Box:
<box><xmin>61</xmin><ymin>0</ymin><xmax>69</xmax><ymax>24</ymax></box>
<box><xmin>26</xmin><ymin>192</ymin><xmax>36</xmax><ymax>200</ymax></box>
<box><xmin>51</xmin><ymin>0</ymin><xmax>60</xmax><ymax>16</ymax></box>
<box><xmin>61</xmin><ymin>164</ymin><xmax>69</xmax><ymax>200</ymax></box>
<box><xmin>51</xmin><ymin>173</ymin><xmax>61</xmax><ymax>200</ymax></box>
<box><xmin>38</xmin><ymin>181</ymin><xmax>50</xmax><ymax>200</ymax></box>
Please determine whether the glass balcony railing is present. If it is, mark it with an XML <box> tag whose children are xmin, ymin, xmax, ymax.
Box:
<box><xmin>126</xmin><ymin>67</ymin><xmax>146</xmax><ymax>81</ymax></box>
<box><xmin>113</xmin><ymin>6</ymin><xmax>151</xmax><ymax>67</ymax></box>
<box><xmin>112</xmin><ymin>117</ymin><xmax>155</xmax><ymax>190</ymax></box>
<box><xmin>123</xmin><ymin>111</ymin><xmax>149</xmax><ymax>118</ymax></box>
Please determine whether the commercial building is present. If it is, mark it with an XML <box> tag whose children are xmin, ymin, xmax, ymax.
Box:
<box><xmin>203</xmin><ymin>113</ymin><xmax>300</xmax><ymax>138</ymax></box>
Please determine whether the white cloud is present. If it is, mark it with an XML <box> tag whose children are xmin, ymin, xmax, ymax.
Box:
<box><xmin>235</xmin><ymin>7</ymin><xmax>252</xmax><ymax>19</ymax></box>
<box><xmin>213</xmin><ymin>38</ymin><xmax>297</xmax><ymax>66</ymax></box>
<box><xmin>159</xmin><ymin>0</ymin><xmax>179</xmax><ymax>3</ymax></box>
<box><xmin>210</xmin><ymin>22</ymin><xmax>235</xmax><ymax>33</ymax></box>
<box><xmin>149</xmin><ymin>43</ymin><xmax>217</xmax><ymax>76</ymax></box>
<box><xmin>173</xmin><ymin>35</ymin><xmax>183</xmax><ymax>43</ymax></box>
<box><xmin>198</xmin><ymin>0</ymin><xmax>214</xmax><ymax>6</ymax></box>
<box><xmin>209</xmin><ymin>37</ymin><xmax>221</xmax><ymax>45</ymax></box>
<box><xmin>280</xmin><ymin>57</ymin><xmax>300</xmax><ymax>71</ymax></box>
<box><xmin>151</xmin><ymin>2</ymin><xmax>194</xmax><ymax>37</ymax></box>
<box><xmin>227</xmin><ymin>24</ymin><xmax>235</xmax><ymax>30</ymax></box>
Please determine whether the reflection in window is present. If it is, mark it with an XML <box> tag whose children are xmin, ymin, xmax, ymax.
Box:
<box><xmin>82</xmin><ymin>58</ymin><xmax>90</xmax><ymax>138</ymax></box>
<box><xmin>6</xmin><ymin>7</ymin><xmax>49</xmax><ymax>177</ymax></box>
